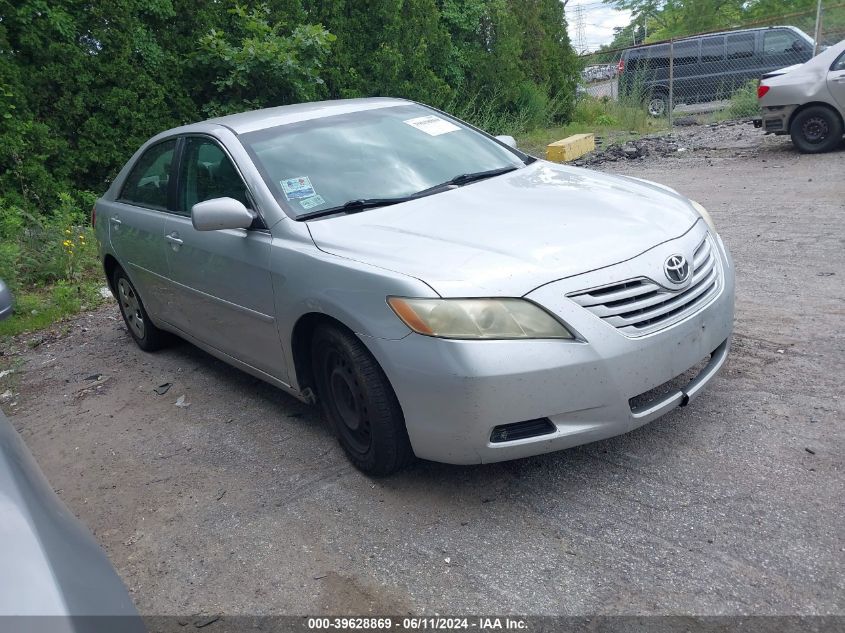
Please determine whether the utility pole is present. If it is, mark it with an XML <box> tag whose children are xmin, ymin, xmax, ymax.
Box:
<box><xmin>813</xmin><ymin>0</ymin><xmax>823</xmax><ymax>55</ymax></box>
<box><xmin>668</xmin><ymin>38</ymin><xmax>674</xmax><ymax>130</ymax></box>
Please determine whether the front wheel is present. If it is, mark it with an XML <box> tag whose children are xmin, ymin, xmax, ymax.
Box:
<box><xmin>789</xmin><ymin>106</ymin><xmax>843</xmax><ymax>154</ymax></box>
<box><xmin>311</xmin><ymin>324</ymin><xmax>413</xmax><ymax>476</ymax></box>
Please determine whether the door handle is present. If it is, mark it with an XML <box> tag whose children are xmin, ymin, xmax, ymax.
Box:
<box><xmin>109</xmin><ymin>216</ymin><xmax>122</xmax><ymax>225</ymax></box>
<box><xmin>165</xmin><ymin>233</ymin><xmax>183</xmax><ymax>247</ymax></box>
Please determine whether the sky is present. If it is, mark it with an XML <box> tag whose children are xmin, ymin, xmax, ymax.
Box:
<box><xmin>564</xmin><ymin>0</ymin><xmax>633</xmax><ymax>53</ymax></box>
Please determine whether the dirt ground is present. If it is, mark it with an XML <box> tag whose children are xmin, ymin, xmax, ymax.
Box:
<box><xmin>1</xmin><ymin>123</ymin><xmax>843</xmax><ymax>618</ymax></box>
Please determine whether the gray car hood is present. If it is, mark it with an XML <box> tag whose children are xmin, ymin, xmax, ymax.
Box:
<box><xmin>307</xmin><ymin>161</ymin><xmax>699</xmax><ymax>297</ymax></box>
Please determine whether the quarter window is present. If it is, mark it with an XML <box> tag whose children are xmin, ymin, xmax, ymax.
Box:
<box><xmin>120</xmin><ymin>140</ymin><xmax>176</xmax><ymax>209</ymax></box>
<box><xmin>179</xmin><ymin>138</ymin><xmax>250</xmax><ymax>215</ymax></box>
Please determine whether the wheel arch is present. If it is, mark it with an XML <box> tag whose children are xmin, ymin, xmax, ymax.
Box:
<box><xmin>788</xmin><ymin>101</ymin><xmax>845</xmax><ymax>131</ymax></box>
<box><xmin>289</xmin><ymin>312</ymin><xmax>357</xmax><ymax>397</ymax></box>
<box><xmin>103</xmin><ymin>254</ymin><xmax>121</xmax><ymax>295</ymax></box>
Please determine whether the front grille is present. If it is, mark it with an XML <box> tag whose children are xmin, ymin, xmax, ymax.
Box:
<box><xmin>490</xmin><ymin>418</ymin><xmax>556</xmax><ymax>443</ymax></box>
<box><xmin>568</xmin><ymin>236</ymin><xmax>721</xmax><ymax>337</ymax></box>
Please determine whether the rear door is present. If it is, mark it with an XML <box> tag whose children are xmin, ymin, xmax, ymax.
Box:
<box><xmin>698</xmin><ymin>35</ymin><xmax>726</xmax><ymax>101</ymax></box>
<box><xmin>724</xmin><ymin>32</ymin><xmax>757</xmax><ymax>95</ymax></box>
<box><xmin>672</xmin><ymin>39</ymin><xmax>700</xmax><ymax>103</ymax></box>
<box><xmin>828</xmin><ymin>50</ymin><xmax>845</xmax><ymax>111</ymax></box>
<box><xmin>107</xmin><ymin>139</ymin><xmax>178</xmax><ymax>321</ymax></box>
<box><xmin>163</xmin><ymin>135</ymin><xmax>286</xmax><ymax>379</ymax></box>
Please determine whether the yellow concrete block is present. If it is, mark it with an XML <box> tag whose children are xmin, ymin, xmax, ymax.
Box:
<box><xmin>546</xmin><ymin>133</ymin><xmax>595</xmax><ymax>162</ymax></box>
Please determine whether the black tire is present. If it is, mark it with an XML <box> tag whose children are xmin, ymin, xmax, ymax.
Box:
<box><xmin>112</xmin><ymin>267</ymin><xmax>171</xmax><ymax>352</ymax></box>
<box><xmin>311</xmin><ymin>324</ymin><xmax>414</xmax><ymax>476</ymax></box>
<box><xmin>789</xmin><ymin>106</ymin><xmax>843</xmax><ymax>154</ymax></box>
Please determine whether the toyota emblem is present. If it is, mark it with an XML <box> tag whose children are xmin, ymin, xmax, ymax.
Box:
<box><xmin>664</xmin><ymin>254</ymin><xmax>690</xmax><ymax>284</ymax></box>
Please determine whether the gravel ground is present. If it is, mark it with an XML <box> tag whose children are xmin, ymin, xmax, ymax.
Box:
<box><xmin>1</xmin><ymin>122</ymin><xmax>843</xmax><ymax>618</ymax></box>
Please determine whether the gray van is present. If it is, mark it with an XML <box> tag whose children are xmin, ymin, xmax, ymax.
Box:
<box><xmin>618</xmin><ymin>26</ymin><xmax>814</xmax><ymax>115</ymax></box>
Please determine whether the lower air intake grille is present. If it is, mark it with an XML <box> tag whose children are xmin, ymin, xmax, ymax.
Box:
<box><xmin>568</xmin><ymin>236</ymin><xmax>722</xmax><ymax>337</ymax></box>
<box><xmin>490</xmin><ymin>418</ymin><xmax>556</xmax><ymax>443</ymax></box>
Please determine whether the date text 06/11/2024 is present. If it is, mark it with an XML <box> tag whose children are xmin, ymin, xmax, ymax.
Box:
<box><xmin>307</xmin><ymin>617</ymin><xmax>529</xmax><ymax>630</ymax></box>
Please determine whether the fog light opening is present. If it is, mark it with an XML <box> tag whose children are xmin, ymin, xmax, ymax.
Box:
<box><xmin>490</xmin><ymin>418</ymin><xmax>556</xmax><ymax>443</ymax></box>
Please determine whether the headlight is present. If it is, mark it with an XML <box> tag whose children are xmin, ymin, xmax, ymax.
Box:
<box><xmin>387</xmin><ymin>297</ymin><xmax>574</xmax><ymax>340</ymax></box>
<box><xmin>691</xmin><ymin>200</ymin><xmax>717</xmax><ymax>234</ymax></box>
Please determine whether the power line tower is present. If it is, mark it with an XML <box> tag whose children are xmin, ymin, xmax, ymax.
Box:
<box><xmin>575</xmin><ymin>4</ymin><xmax>587</xmax><ymax>54</ymax></box>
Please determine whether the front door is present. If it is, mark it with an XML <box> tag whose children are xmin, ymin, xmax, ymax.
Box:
<box><xmin>163</xmin><ymin>136</ymin><xmax>287</xmax><ymax>380</ymax></box>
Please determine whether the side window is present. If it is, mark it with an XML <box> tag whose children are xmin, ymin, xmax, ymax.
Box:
<box><xmin>700</xmin><ymin>36</ymin><xmax>726</xmax><ymax>63</ymax></box>
<box><xmin>674</xmin><ymin>40</ymin><xmax>699</xmax><ymax>65</ymax></box>
<box><xmin>645</xmin><ymin>44</ymin><xmax>670</xmax><ymax>70</ymax></box>
<box><xmin>726</xmin><ymin>34</ymin><xmax>754</xmax><ymax>59</ymax></box>
<box><xmin>763</xmin><ymin>30</ymin><xmax>801</xmax><ymax>55</ymax></box>
<box><xmin>832</xmin><ymin>51</ymin><xmax>845</xmax><ymax>71</ymax></box>
<box><xmin>120</xmin><ymin>140</ymin><xmax>176</xmax><ymax>209</ymax></box>
<box><xmin>179</xmin><ymin>137</ymin><xmax>250</xmax><ymax>215</ymax></box>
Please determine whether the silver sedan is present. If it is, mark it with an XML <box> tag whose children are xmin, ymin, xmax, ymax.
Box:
<box><xmin>95</xmin><ymin>99</ymin><xmax>734</xmax><ymax>475</ymax></box>
<box><xmin>758</xmin><ymin>39</ymin><xmax>845</xmax><ymax>153</ymax></box>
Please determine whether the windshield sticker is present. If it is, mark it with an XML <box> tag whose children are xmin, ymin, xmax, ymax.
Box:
<box><xmin>280</xmin><ymin>176</ymin><xmax>316</xmax><ymax>200</ymax></box>
<box><xmin>403</xmin><ymin>115</ymin><xmax>461</xmax><ymax>136</ymax></box>
<box><xmin>299</xmin><ymin>194</ymin><xmax>326</xmax><ymax>210</ymax></box>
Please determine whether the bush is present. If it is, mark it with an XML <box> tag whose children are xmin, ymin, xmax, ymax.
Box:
<box><xmin>727</xmin><ymin>81</ymin><xmax>760</xmax><ymax>119</ymax></box>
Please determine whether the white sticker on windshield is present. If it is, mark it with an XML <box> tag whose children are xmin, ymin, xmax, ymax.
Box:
<box><xmin>403</xmin><ymin>115</ymin><xmax>461</xmax><ymax>136</ymax></box>
<box><xmin>299</xmin><ymin>194</ymin><xmax>326</xmax><ymax>210</ymax></box>
<box><xmin>280</xmin><ymin>176</ymin><xmax>316</xmax><ymax>200</ymax></box>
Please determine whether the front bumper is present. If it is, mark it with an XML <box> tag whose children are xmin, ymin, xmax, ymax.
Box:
<box><xmin>364</xmin><ymin>224</ymin><xmax>735</xmax><ymax>465</ymax></box>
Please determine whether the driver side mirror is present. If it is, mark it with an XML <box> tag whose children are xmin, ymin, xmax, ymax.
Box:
<box><xmin>495</xmin><ymin>135</ymin><xmax>518</xmax><ymax>149</ymax></box>
<box><xmin>191</xmin><ymin>197</ymin><xmax>255</xmax><ymax>231</ymax></box>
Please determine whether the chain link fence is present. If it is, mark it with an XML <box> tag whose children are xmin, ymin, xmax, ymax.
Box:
<box><xmin>578</xmin><ymin>2</ymin><xmax>845</xmax><ymax>128</ymax></box>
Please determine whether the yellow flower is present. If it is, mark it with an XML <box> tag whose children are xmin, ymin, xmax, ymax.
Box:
<box><xmin>62</xmin><ymin>240</ymin><xmax>71</xmax><ymax>247</ymax></box>
<box><xmin>78</xmin><ymin>234</ymin><xmax>84</xmax><ymax>240</ymax></box>
<box><xmin>64</xmin><ymin>229</ymin><xmax>71</xmax><ymax>235</ymax></box>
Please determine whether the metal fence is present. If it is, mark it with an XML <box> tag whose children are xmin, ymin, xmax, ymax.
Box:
<box><xmin>578</xmin><ymin>2</ymin><xmax>845</xmax><ymax>127</ymax></box>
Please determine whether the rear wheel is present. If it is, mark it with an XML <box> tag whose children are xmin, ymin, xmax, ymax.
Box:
<box><xmin>647</xmin><ymin>90</ymin><xmax>670</xmax><ymax>117</ymax></box>
<box><xmin>311</xmin><ymin>324</ymin><xmax>413</xmax><ymax>476</ymax></box>
<box><xmin>112</xmin><ymin>268</ymin><xmax>170</xmax><ymax>351</ymax></box>
<box><xmin>789</xmin><ymin>105</ymin><xmax>843</xmax><ymax>154</ymax></box>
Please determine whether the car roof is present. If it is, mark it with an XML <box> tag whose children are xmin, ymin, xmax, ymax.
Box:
<box><xmin>622</xmin><ymin>25</ymin><xmax>811</xmax><ymax>56</ymax></box>
<box><xmin>175</xmin><ymin>97</ymin><xmax>412</xmax><ymax>136</ymax></box>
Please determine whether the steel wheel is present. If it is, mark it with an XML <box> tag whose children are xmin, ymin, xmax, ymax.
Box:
<box><xmin>311</xmin><ymin>324</ymin><xmax>414</xmax><ymax>476</ymax></box>
<box><xmin>325</xmin><ymin>349</ymin><xmax>371</xmax><ymax>455</ymax></box>
<box><xmin>789</xmin><ymin>105</ymin><xmax>843</xmax><ymax>154</ymax></box>
<box><xmin>117</xmin><ymin>277</ymin><xmax>145</xmax><ymax>340</ymax></box>
<box><xmin>800</xmin><ymin>116</ymin><xmax>829</xmax><ymax>145</ymax></box>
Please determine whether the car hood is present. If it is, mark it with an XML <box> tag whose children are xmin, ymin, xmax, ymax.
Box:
<box><xmin>307</xmin><ymin>161</ymin><xmax>700</xmax><ymax>297</ymax></box>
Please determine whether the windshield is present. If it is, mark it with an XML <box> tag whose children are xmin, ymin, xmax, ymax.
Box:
<box><xmin>240</xmin><ymin>104</ymin><xmax>527</xmax><ymax>218</ymax></box>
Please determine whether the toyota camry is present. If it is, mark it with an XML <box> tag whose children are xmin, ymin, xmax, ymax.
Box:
<box><xmin>94</xmin><ymin>98</ymin><xmax>734</xmax><ymax>475</ymax></box>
